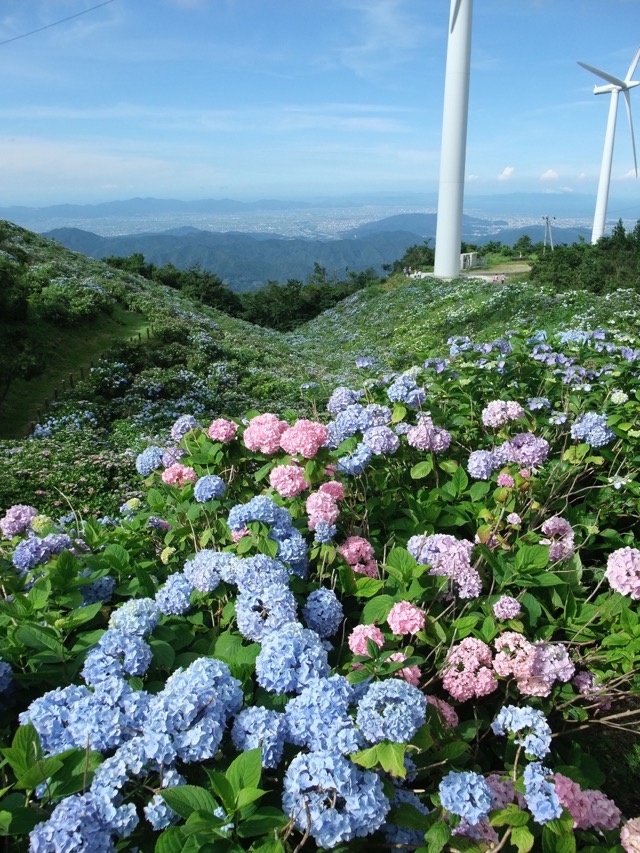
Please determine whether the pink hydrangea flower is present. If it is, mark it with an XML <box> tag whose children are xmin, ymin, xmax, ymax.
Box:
<box><xmin>540</xmin><ymin>515</ymin><xmax>575</xmax><ymax>563</ymax></box>
<box><xmin>481</xmin><ymin>400</ymin><xmax>525</xmax><ymax>428</ymax></box>
<box><xmin>553</xmin><ymin>774</ymin><xmax>621</xmax><ymax>831</ymax></box>
<box><xmin>348</xmin><ymin>624</ymin><xmax>385</xmax><ymax>656</ymax></box>
<box><xmin>492</xmin><ymin>595</ymin><xmax>521</xmax><ymax>620</ymax></box>
<box><xmin>442</xmin><ymin>637</ymin><xmax>498</xmax><ymax>701</ymax></box>
<box><xmin>279</xmin><ymin>419</ymin><xmax>329</xmax><ymax>459</ymax></box>
<box><xmin>605</xmin><ymin>547</ymin><xmax>640</xmax><ymax>599</ymax></box>
<box><xmin>388</xmin><ymin>652</ymin><xmax>421</xmax><ymax>686</ymax></box>
<box><xmin>497</xmin><ymin>473</ymin><xmax>515</xmax><ymax>488</ymax></box>
<box><xmin>269</xmin><ymin>464</ymin><xmax>308</xmax><ymax>498</ymax></box>
<box><xmin>426</xmin><ymin>695</ymin><xmax>459</xmax><ymax>728</ymax></box>
<box><xmin>161</xmin><ymin>463</ymin><xmax>197</xmax><ymax>486</ymax></box>
<box><xmin>318</xmin><ymin>481</ymin><xmax>345</xmax><ymax>501</ymax></box>
<box><xmin>387</xmin><ymin>601</ymin><xmax>425</xmax><ymax>635</ymax></box>
<box><xmin>231</xmin><ymin>527</ymin><xmax>249</xmax><ymax>542</ymax></box>
<box><xmin>339</xmin><ymin>536</ymin><xmax>378</xmax><ymax>576</ymax></box>
<box><xmin>406</xmin><ymin>415</ymin><xmax>451</xmax><ymax>453</ymax></box>
<box><xmin>506</xmin><ymin>512</ymin><xmax>522</xmax><ymax>525</ymax></box>
<box><xmin>493</xmin><ymin>631</ymin><xmax>536</xmax><ymax>679</ymax></box>
<box><xmin>243</xmin><ymin>413</ymin><xmax>288</xmax><ymax>454</ymax></box>
<box><xmin>207</xmin><ymin>418</ymin><xmax>238</xmax><ymax>443</ymax></box>
<box><xmin>621</xmin><ymin>817</ymin><xmax>640</xmax><ymax>852</ymax></box>
<box><xmin>306</xmin><ymin>490</ymin><xmax>340</xmax><ymax>530</ymax></box>
<box><xmin>0</xmin><ymin>504</ymin><xmax>38</xmax><ymax>538</ymax></box>
<box><xmin>408</xmin><ymin>533</ymin><xmax>480</xmax><ymax>599</ymax></box>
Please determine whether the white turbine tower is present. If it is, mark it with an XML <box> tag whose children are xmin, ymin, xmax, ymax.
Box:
<box><xmin>434</xmin><ymin>0</ymin><xmax>473</xmax><ymax>279</ymax></box>
<box><xmin>578</xmin><ymin>47</ymin><xmax>640</xmax><ymax>244</ymax></box>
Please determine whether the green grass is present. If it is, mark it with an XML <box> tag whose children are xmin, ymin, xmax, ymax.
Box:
<box><xmin>0</xmin><ymin>307</ymin><xmax>150</xmax><ymax>439</ymax></box>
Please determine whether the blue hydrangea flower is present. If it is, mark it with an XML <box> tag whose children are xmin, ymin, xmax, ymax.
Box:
<box><xmin>12</xmin><ymin>533</ymin><xmax>72</xmax><ymax>573</ymax></box>
<box><xmin>363</xmin><ymin>425</ymin><xmax>400</xmax><ymax>455</ymax></box>
<box><xmin>20</xmin><ymin>684</ymin><xmax>92</xmax><ymax>756</ymax></box>
<box><xmin>255</xmin><ymin>623</ymin><xmax>330</xmax><ymax>694</ymax></box>
<box><xmin>0</xmin><ymin>660</ymin><xmax>12</xmax><ymax>699</ymax></box>
<box><xmin>527</xmin><ymin>397</ymin><xmax>550</xmax><ymax>411</ymax></box>
<box><xmin>326</xmin><ymin>404</ymin><xmax>367</xmax><ymax>446</ymax></box>
<box><xmin>439</xmin><ymin>771</ymin><xmax>493</xmax><ymax>826</ymax></box>
<box><xmin>327</xmin><ymin>386</ymin><xmax>364</xmax><ymax>415</ymax></box>
<box><xmin>235</xmin><ymin>585</ymin><xmax>298</xmax><ymax>642</ymax></box>
<box><xmin>285</xmin><ymin>675</ymin><xmax>361</xmax><ymax>755</ymax></box>
<box><xmin>467</xmin><ymin>449</ymin><xmax>499</xmax><ymax>480</ymax></box>
<box><xmin>282</xmin><ymin>750</ymin><xmax>390</xmax><ymax>848</ymax></box>
<box><xmin>145</xmin><ymin>658</ymin><xmax>242</xmax><ymax>763</ymax></box>
<box><xmin>314</xmin><ymin>521</ymin><xmax>337</xmax><ymax>544</ymax></box>
<box><xmin>135</xmin><ymin>446</ymin><xmax>164</xmax><ymax>477</ymax></box>
<box><xmin>82</xmin><ymin>630</ymin><xmax>153</xmax><ymax>686</ymax></box>
<box><xmin>356</xmin><ymin>679</ymin><xmax>426</xmax><ymax>744</ymax></box>
<box><xmin>193</xmin><ymin>474</ymin><xmax>226</xmax><ymax>503</ymax></box>
<box><xmin>337</xmin><ymin>442</ymin><xmax>372</xmax><ymax>476</ymax></box>
<box><xmin>155</xmin><ymin>573</ymin><xmax>194</xmax><ymax>616</ymax></box>
<box><xmin>271</xmin><ymin>527</ymin><xmax>309</xmax><ymax>578</ymax></box>
<box><xmin>231</xmin><ymin>706</ymin><xmax>288</xmax><ymax>768</ymax></box>
<box><xmin>108</xmin><ymin>598</ymin><xmax>160</xmax><ymax>636</ymax></box>
<box><xmin>491</xmin><ymin>705</ymin><xmax>552</xmax><ymax>759</ymax></box>
<box><xmin>80</xmin><ymin>574</ymin><xmax>116</xmax><ymax>607</ymax></box>
<box><xmin>523</xmin><ymin>762</ymin><xmax>563</xmax><ymax>824</ymax></box>
<box><xmin>170</xmin><ymin>414</ymin><xmax>200</xmax><ymax>442</ymax></box>
<box><xmin>570</xmin><ymin>412</ymin><xmax>616</xmax><ymax>447</ymax></box>
<box><xmin>234</xmin><ymin>554</ymin><xmax>290</xmax><ymax>593</ymax></box>
<box><xmin>143</xmin><ymin>768</ymin><xmax>185</xmax><ymax>831</ymax></box>
<box><xmin>182</xmin><ymin>550</ymin><xmax>226</xmax><ymax>592</ymax></box>
<box><xmin>29</xmin><ymin>791</ymin><xmax>116</xmax><ymax>852</ymax></box>
<box><xmin>387</xmin><ymin>374</ymin><xmax>426</xmax><ymax>408</ymax></box>
<box><xmin>228</xmin><ymin>495</ymin><xmax>292</xmax><ymax>531</ymax></box>
<box><xmin>303</xmin><ymin>588</ymin><xmax>344</xmax><ymax>638</ymax></box>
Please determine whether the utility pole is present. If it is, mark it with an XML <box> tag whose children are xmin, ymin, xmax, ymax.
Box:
<box><xmin>542</xmin><ymin>216</ymin><xmax>555</xmax><ymax>253</ymax></box>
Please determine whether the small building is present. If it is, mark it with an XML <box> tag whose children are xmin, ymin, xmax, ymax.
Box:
<box><xmin>460</xmin><ymin>251</ymin><xmax>479</xmax><ymax>270</ymax></box>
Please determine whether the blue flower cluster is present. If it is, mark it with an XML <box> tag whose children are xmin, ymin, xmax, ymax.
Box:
<box><xmin>571</xmin><ymin>412</ymin><xmax>616</xmax><ymax>448</ymax></box>
<box><xmin>236</xmin><ymin>585</ymin><xmax>298</xmax><ymax>642</ymax></box>
<box><xmin>193</xmin><ymin>474</ymin><xmax>226</xmax><ymax>502</ymax></box>
<box><xmin>356</xmin><ymin>679</ymin><xmax>426</xmax><ymax>744</ymax></box>
<box><xmin>228</xmin><ymin>497</ymin><xmax>308</xmax><ymax>578</ymax></box>
<box><xmin>182</xmin><ymin>550</ymin><xmax>226</xmax><ymax>592</ymax></box>
<box><xmin>302</xmin><ymin>587</ymin><xmax>344</xmax><ymax>638</ymax></box>
<box><xmin>285</xmin><ymin>675</ymin><xmax>360</xmax><ymax>754</ymax></box>
<box><xmin>155</xmin><ymin>573</ymin><xmax>194</xmax><ymax>616</ymax></box>
<box><xmin>12</xmin><ymin>533</ymin><xmax>73</xmax><ymax>574</ymax></box>
<box><xmin>467</xmin><ymin>449</ymin><xmax>499</xmax><ymax>481</ymax></box>
<box><xmin>523</xmin><ymin>762</ymin><xmax>563</xmax><ymax>824</ymax></box>
<box><xmin>439</xmin><ymin>771</ymin><xmax>493</xmax><ymax>826</ymax></box>
<box><xmin>384</xmin><ymin>787</ymin><xmax>430</xmax><ymax>848</ymax></box>
<box><xmin>108</xmin><ymin>598</ymin><xmax>160</xmax><ymax>636</ymax></box>
<box><xmin>170</xmin><ymin>414</ymin><xmax>200</xmax><ymax>442</ymax></box>
<box><xmin>326</xmin><ymin>386</ymin><xmax>364</xmax><ymax>414</ymax></box>
<box><xmin>491</xmin><ymin>705</ymin><xmax>552</xmax><ymax>759</ymax></box>
<box><xmin>363</xmin><ymin>425</ymin><xmax>400</xmax><ymax>456</ymax></box>
<box><xmin>231</xmin><ymin>706</ymin><xmax>288</xmax><ymax>769</ymax></box>
<box><xmin>337</xmin><ymin>442</ymin><xmax>372</xmax><ymax>476</ymax></box>
<box><xmin>282</xmin><ymin>750</ymin><xmax>390</xmax><ymax>848</ymax></box>
<box><xmin>135</xmin><ymin>446</ymin><xmax>164</xmax><ymax>477</ymax></box>
<box><xmin>255</xmin><ymin>623</ymin><xmax>330</xmax><ymax>694</ymax></box>
<box><xmin>82</xmin><ymin>630</ymin><xmax>153</xmax><ymax>687</ymax></box>
<box><xmin>386</xmin><ymin>373</ymin><xmax>426</xmax><ymax>408</ymax></box>
<box><xmin>313</xmin><ymin>520</ymin><xmax>337</xmax><ymax>544</ymax></box>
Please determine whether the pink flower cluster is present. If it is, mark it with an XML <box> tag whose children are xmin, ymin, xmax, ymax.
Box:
<box><xmin>387</xmin><ymin>601</ymin><xmax>425</xmax><ymax>635</ymax></box>
<box><xmin>442</xmin><ymin>637</ymin><xmax>498</xmax><ymax>701</ymax></box>
<box><xmin>553</xmin><ymin>774</ymin><xmax>621</xmax><ymax>831</ymax></box>
<box><xmin>243</xmin><ymin>413</ymin><xmax>288</xmax><ymax>454</ymax></box>
<box><xmin>348</xmin><ymin>624</ymin><xmax>384</xmax><ymax>656</ymax></box>
<box><xmin>406</xmin><ymin>415</ymin><xmax>451</xmax><ymax>453</ymax></box>
<box><xmin>388</xmin><ymin>652</ymin><xmax>421</xmax><ymax>686</ymax></box>
<box><xmin>207</xmin><ymin>418</ymin><xmax>238</xmax><ymax>443</ymax></box>
<box><xmin>306</xmin><ymin>482</ymin><xmax>344</xmax><ymax>531</ymax></box>
<box><xmin>493</xmin><ymin>632</ymin><xmax>575</xmax><ymax>697</ymax></box>
<box><xmin>605</xmin><ymin>547</ymin><xmax>640</xmax><ymax>599</ymax></box>
<box><xmin>269</xmin><ymin>464</ymin><xmax>308</xmax><ymax>498</ymax></box>
<box><xmin>621</xmin><ymin>817</ymin><xmax>640</xmax><ymax>852</ymax></box>
<box><xmin>161</xmin><ymin>463</ymin><xmax>197</xmax><ymax>486</ymax></box>
<box><xmin>279</xmin><ymin>419</ymin><xmax>328</xmax><ymax>459</ymax></box>
<box><xmin>497</xmin><ymin>473</ymin><xmax>515</xmax><ymax>487</ymax></box>
<box><xmin>481</xmin><ymin>400</ymin><xmax>525</xmax><ymax>428</ymax></box>
<box><xmin>540</xmin><ymin>516</ymin><xmax>575</xmax><ymax>563</ymax></box>
<box><xmin>492</xmin><ymin>595</ymin><xmax>521</xmax><ymax>620</ymax></box>
<box><xmin>410</xmin><ymin>533</ymin><xmax>481</xmax><ymax>599</ymax></box>
<box><xmin>426</xmin><ymin>695</ymin><xmax>459</xmax><ymax>728</ymax></box>
<box><xmin>339</xmin><ymin>536</ymin><xmax>378</xmax><ymax>577</ymax></box>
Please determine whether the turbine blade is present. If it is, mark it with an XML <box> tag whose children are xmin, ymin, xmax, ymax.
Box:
<box><xmin>623</xmin><ymin>89</ymin><xmax>639</xmax><ymax>177</ymax></box>
<box><xmin>625</xmin><ymin>46</ymin><xmax>640</xmax><ymax>83</ymax></box>
<box><xmin>578</xmin><ymin>60</ymin><xmax>626</xmax><ymax>89</ymax></box>
<box><xmin>450</xmin><ymin>0</ymin><xmax>464</xmax><ymax>33</ymax></box>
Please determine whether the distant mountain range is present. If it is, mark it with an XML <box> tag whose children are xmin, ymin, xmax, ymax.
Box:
<box><xmin>41</xmin><ymin>212</ymin><xmax>592</xmax><ymax>291</ymax></box>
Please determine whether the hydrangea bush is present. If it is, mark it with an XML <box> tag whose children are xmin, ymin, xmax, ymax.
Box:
<box><xmin>0</xmin><ymin>327</ymin><xmax>639</xmax><ymax>852</ymax></box>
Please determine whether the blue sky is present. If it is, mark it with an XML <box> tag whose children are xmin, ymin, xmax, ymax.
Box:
<box><xmin>0</xmin><ymin>0</ymin><xmax>639</xmax><ymax>208</ymax></box>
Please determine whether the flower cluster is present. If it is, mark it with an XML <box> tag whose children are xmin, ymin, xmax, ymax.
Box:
<box><xmin>0</xmin><ymin>504</ymin><xmax>38</xmax><ymax>538</ymax></box>
<box><xmin>339</xmin><ymin>536</ymin><xmax>378</xmax><ymax>577</ymax></box>
<box><xmin>407</xmin><ymin>533</ymin><xmax>480</xmax><ymax>598</ymax></box>
<box><xmin>606</xmin><ymin>547</ymin><xmax>640</xmax><ymax>599</ymax></box>
<box><xmin>481</xmin><ymin>400</ymin><xmax>525</xmax><ymax>428</ymax></box>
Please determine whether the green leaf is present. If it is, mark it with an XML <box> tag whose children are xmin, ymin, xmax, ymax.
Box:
<box><xmin>12</xmin><ymin>625</ymin><xmax>66</xmax><ymax>659</ymax></box>
<box><xmin>376</xmin><ymin>741</ymin><xmax>407</xmax><ymax>777</ymax></box>
<box><xmin>362</xmin><ymin>594</ymin><xmax>396</xmax><ymax>625</ymax></box>
<box><xmin>490</xmin><ymin>804</ymin><xmax>530</xmax><ymax>827</ymax></box>
<box><xmin>354</xmin><ymin>577</ymin><xmax>384</xmax><ymax>598</ymax></box>
<box><xmin>235</xmin><ymin>807</ymin><xmax>288</xmax><ymax>838</ymax></box>
<box><xmin>226</xmin><ymin>748</ymin><xmax>262</xmax><ymax>795</ymax></box>
<box><xmin>254</xmin><ymin>461</ymin><xmax>273</xmax><ymax>483</ymax></box>
<box><xmin>392</xmin><ymin>404</ymin><xmax>407</xmax><ymax>424</ymax></box>
<box><xmin>161</xmin><ymin>786</ymin><xmax>219</xmax><ymax>820</ymax></box>
<box><xmin>58</xmin><ymin>602</ymin><xmax>103</xmax><ymax>631</ymax></box>
<box><xmin>468</xmin><ymin>481</ymin><xmax>490</xmax><ymax>502</ymax></box>
<box><xmin>425</xmin><ymin>821</ymin><xmax>451</xmax><ymax>853</ymax></box>
<box><xmin>515</xmin><ymin>545</ymin><xmax>549</xmax><ymax>572</ymax></box>
<box><xmin>155</xmin><ymin>827</ymin><xmax>186</xmax><ymax>853</ymax></box>
<box><xmin>207</xmin><ymin>771</ymin><xmax>236</xmax><ymax>812</ymax></box>
<box><xmin>542</xmin><ymin>824</ymin><xmax>576</xmax><ymax>853</ymax></box>
<box><xmin>150</xmin><ymin>639</ymin><xmax>176</xmax><ymax>670</ymax></box>
<box><xmin>101</xmin><ymin>543</ymin><xmax>130</xmax><ymax>572</ymax></box>
<box><xmin>511</xmin><ymin>824</ymin><xmax>536</xmax><ymax>853</ymax></box>
<box><xmin>235</xmin><ymin>787</ymin><xmax>266</xmax><ymax>809</ymax></box>
<box><xmin>410</xmin><ymin>459</ymin><xmax>433</xmax><ymax>480</ymax></box>
<box><xmin>385</xmin><ymin>547</ymin><xmax>418</xmax><ymax>580</ymax></box>
<box><xmin>15</xmin><ymin>756</ymin><xmax>64</xmax><ymax>790</ymax></box>
<box><xmin>250</xmin><ymin>839</ymin><xmax>285</xmax><ymax>853</ymax></box>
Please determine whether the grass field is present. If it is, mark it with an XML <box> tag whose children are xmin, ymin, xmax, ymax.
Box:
<box><xmin>0</xmin><ymin>307</ymin><xmax>150</xmax><ymax>439</ymax></box>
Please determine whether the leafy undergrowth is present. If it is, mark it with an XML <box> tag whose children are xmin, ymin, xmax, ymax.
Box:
<box><xmin>0</xmin><ymin>326</ymin><xmax>639</xmax><ymax>851</ymax></box>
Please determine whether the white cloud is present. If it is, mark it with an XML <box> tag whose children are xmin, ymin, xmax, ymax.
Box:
<box><xmin>540</xmin><ymin>169</ymin><xmax>558</xmax><ymax>181</ymax></box>
<box><xmin>622</xmin><ymin>168</ymin><xmax>639</xmax><ymax>179</ymax></box>
<box><xmin>466</xmin><ymin>173</ymin><xmax>479</xmax><ymax>182</ymax></box>
<box><xmin>498</xmin><ymin>166</ymin><xmax>514</xmax><ymax>181</ymax></box>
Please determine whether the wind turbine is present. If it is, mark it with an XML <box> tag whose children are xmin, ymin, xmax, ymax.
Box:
<box><xmin>434</xmin><ymin>0</ymin><xmax>473</xmax><ymax>279</ymax></box>
<box><xmin>578</xmin><ymin>47</ymin><xmax>640</xmax><ymax>244</ymax></box>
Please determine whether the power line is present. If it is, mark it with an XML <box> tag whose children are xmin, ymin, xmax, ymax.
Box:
<box><xmin>0</xmin><ymin>0</ymin><xmax>116</xmax><ymax>47</ymax></box>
